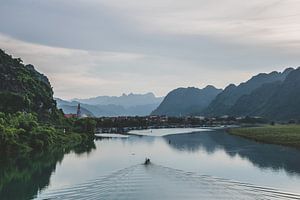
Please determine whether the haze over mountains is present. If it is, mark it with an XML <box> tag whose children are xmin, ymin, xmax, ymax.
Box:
<box><xmin>55</xmin><ymin>66</ymin><xmax>300</xmax><ymax>121</ymax></box>
<box><xmin>73</xmin><ymin>93</ymin><xmax>163</xmax><ymax>108</ymax></box>
<box><xmin>228</xmin><ymin>67</ymin><xmax>300</xmax><ymax>120</ymax></box>
<box><xmin>56</xmin><ymin>93</ymin><xmax>163</xmax><ymax>117</ymax></box>
<box><xmin>151</xmin><ymin>86</ymin><xmax>222</xmax><ymax>116</ymax></box>
<box><xmin>204</xmin><ymin>68</ymin><xmax>294</xmax><ymax>116</ymax></box>
<box><xmin>152</xmin><ymin>67</ymin><xmax>300</xmax><ymax>121</ymax></box>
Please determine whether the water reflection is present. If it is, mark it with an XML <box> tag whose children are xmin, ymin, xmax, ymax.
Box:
<box><xmin>2</xmin><ymin>129</ymin><xmax>300</xmax><ymax>200</ymax></box>
<box><xmin>37</xmin><ymin>163</ymin><xmax>300</xmax><ymax>200</ymax></box>
<box><xmin>0</xmin><ymin>141</ymin><xmax>96</xmax><ymax>200</ymax></box>
<box><xmin>164</xmin><ymin>130</ymin><xmax>300</xmax><ymax>176</ymax></box>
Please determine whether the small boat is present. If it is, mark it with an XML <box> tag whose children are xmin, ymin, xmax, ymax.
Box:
<box><xmin>144</xmin><ymin>158</ymin><xmax>151</xmax><ymax>165</ymax></box>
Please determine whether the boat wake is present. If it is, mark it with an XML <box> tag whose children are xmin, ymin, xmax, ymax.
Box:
<box><xmin>35</xmin><ymin>164</ymin><xmax>300</xmax><ymax>200</ymax></box>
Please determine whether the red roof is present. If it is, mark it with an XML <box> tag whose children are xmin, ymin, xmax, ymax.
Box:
<box><xmin>64</xmin><ymin>114</ymin><xmax>77</xmax><ymax>118</ymax></box>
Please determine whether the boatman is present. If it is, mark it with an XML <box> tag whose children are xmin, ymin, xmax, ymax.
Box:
<box><xmin>144</xmin><ymin>158</ymin><xmax>151</xmax><ymax>165</ymax></box>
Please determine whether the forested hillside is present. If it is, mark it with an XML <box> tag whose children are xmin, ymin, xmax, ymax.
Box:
<box><xmin>0</xmin><ymin>50</ymin><xmax>96</xmax><ymax>154</ymax></box>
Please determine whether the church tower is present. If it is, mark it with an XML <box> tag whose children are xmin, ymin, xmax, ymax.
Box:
<box><xmin>77</xmin><ymin>103</ymin><xmax>81</xmax><ymax>118</ymax></box>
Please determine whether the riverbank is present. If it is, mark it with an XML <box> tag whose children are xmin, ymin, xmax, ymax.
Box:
<box><xmin>0</xmin><ymin>112</ymin><xmax>97</xmax><ymax>155</ymax></box>
<box><xmin>228</xmin><ymin>125</ymin><xmax>300</xmax><ymax>148</ymax></box>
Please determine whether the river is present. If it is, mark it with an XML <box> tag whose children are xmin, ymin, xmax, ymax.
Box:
<box><xmin>1</xmin><ymin>128</ymin><xmax>300</xmax><ymax>199</ymax></box>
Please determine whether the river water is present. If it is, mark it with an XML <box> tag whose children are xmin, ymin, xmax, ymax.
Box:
<box><xmin>1</xmin><ymin>128</ymin><xmax>300</xmax><ymax>199</ymax></box>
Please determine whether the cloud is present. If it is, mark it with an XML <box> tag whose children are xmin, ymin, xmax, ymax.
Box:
<box><xmin>97</xmin><ymin>0</ymin><xmax>300</xmax><ymax>47</ymax></box>
<box><xmin>0</xmin><ymin>0</ymin><xmax>300</xmax><ymax>99</ymax></box>
<box><xmin>2</xmin><ymin>0</ymin><xmax>300</xmax><ymax>52</ymax></box>
<box><xmin>0</xmin><ymin>34</ymin><xmax>146</xmax><ymax>98</ymax></box>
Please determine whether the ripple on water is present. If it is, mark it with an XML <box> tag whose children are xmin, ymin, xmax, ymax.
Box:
<box><xmin>35</xmin><ymin>164</ymin><xmax>300</xmax><ymax>200</ymax></box>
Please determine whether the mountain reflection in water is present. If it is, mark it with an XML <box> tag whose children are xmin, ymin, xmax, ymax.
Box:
<box><xmin>1</xmin><ymin>128</ymin><xmax>300</xmax><ymax>200</ymax></box>
<box><xmin>164</xmin><ymin>130</ymin><xmax>300</xmax><ymax>175</ymax></box>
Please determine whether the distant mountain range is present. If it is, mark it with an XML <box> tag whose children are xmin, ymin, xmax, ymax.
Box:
<box><xmin>152</xmin><ymin>67</ymin><xmax>300</xmax><ymax>121</ymax></box>
<box><xmin>57</xmin><ymin>67</ymin><xmax>300</xmax><ymax>121</ymax></box>
<box><xmin>55</xmin><ymin>99</ymin><xmax>94</xmax><ymax>117</ymax></box>
<box><xmin>56</xmin><ymin>93</ymin><xmax>163</xmax><ymax>117</ymax></box>
<box><xmin>151</xmin><ymin>86</ymin><xmax>222</xmax><ymax>116</ymax></box>
<box><xmin>73</xmin><ymin>93</ymin><xmax>163</xmax><ymax>108</ymax></box>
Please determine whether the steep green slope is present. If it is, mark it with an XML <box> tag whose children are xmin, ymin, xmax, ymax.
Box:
<box><xmin>0</xmin><ymin>49</ymin><xmax>60</xmax><ymax>122</ymax></box>
<box><xmin>0</xmin><ymin>50</ymin><xmax>96</xmax><ymax>154</ymax></box>
<box><xmin>226</xmin><ymin>67</ymin><xmax>300</xmax><ymax>121</ymax></box>
<box><xmin>228</xmin><ymin>81</ymin><xmax>282</xmax><ymax>117</ymax></box>
<box><xmin>204</xmin><ymin>68</ymin><xmax>294</xmax><ymax>116</ymax></box>
<box><xmin>262</xmin><ymin>67</ymin><xmax>300</xmax><ymax>120</ymax></box>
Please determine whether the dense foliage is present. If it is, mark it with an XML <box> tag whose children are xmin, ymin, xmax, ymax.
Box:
<box><xmin>0</xmin><ymin>49</ymin><xmax>99</xmax><ymax>199</ymax></box>
<box><xmin>0</xmin><ymin>112</ymin><xmax>96</xmax><ymax>154</ymax></box>
<box><xmin>0</xmin><ymin>49</ymin><xmax>97</xmax><ymax>154</ymax></box>
<box><xmin>0</xmin><ymin>49</ymin><xmax>61</xmax><ymax>122</ymax></box>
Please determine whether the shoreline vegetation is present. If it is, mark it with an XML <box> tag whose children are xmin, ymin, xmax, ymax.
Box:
<box><xmin>0</xmin><ymin>111</ymin><xmax>97</xmax><ymax>155</ymax></box>
<box><xmin>0</xmin><ymin>49</ymin><xmax>98</xmax><ymax>156</ymax></box>
<box><xmin>1</xmin><ymin>49</ymin><xmax>300</xmax><ymax>155</ymax></box>
<box><xmin>228</xmin><ymin>125</ymin><xmax>300</xmax><ymax>148</ymax></box>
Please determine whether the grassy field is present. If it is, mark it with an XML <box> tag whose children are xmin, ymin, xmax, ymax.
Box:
<box><xmin>228</xmin><ymin>125</ymin><xmax>300</xmax><ymax>148</ymax></box>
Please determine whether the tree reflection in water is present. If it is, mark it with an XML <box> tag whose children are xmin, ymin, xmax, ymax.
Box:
<box><xmin>0</xmin><ymin>140</ymin><xmax>96</xmax><ymax>200</ymax></box>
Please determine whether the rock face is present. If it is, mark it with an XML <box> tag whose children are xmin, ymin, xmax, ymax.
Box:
<box><xmin>0</xmin><ymin>49</ymin><xmax>59</xmax><ymax>121</ymax></box>
<box><xmin>204</xmin><ymin>68</ymin><xmax>294</xmax><ymax>117</ymax></box>
<box><xmin>151</xmin><ymin>86</ymin><xmax>222</xmax><ymax>116</ymax></box>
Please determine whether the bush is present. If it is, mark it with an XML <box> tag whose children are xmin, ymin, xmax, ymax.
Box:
<box><xmin>74</xmin><ymin>118</ymin><xmax>97</xmax><ymax>135</ymax></box>
<box><xmin>0</xmin><ymin>92</ymin><xmax>28</xmax><ymax>113</ymax></box>
<box><xmin>0</xmin><ymin>112</ymin><xmax>96</xmax><ymax>154</ymax></box>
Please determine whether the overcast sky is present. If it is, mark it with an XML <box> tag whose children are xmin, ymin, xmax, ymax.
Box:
<box><xmin>1</xmin><ymin>0</ymin><xmax>300</xmax><ymax>99</ymax></box>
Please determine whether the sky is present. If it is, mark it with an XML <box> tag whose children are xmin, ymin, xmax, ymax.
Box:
<box><xmin>1</xmin><ymin>0</ymin><xmax>300</xmax><ymax>99</ymax></box>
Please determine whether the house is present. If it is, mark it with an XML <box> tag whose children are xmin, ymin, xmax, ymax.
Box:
<box><xmin>64</xmin><ymin>114</ymin><xmax>77</xmax><ymax>118</ymax></box>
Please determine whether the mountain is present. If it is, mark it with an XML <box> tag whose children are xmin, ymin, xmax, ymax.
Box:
<box><xmin>55</xmin><ymin>100</ymin><xmax>94</xmax><ymax>117</ymax></box>
<box><xmin>0</xmin><ymin>49</ymin><xmax>60</xmax><ymax>121</ymax></box>
<box><xmin>151</xmin><ymin>85</ymin><xmax>222</xmax><ymax>116</ymax></box>
<box><xmin>73</xmin><ymin>92</ymin><xmax>163</xmax><ymax>108</ymax></box>
<box><xmin>204</xmin><ymin>68</ymin><xmax>294</xmax><ymax>116</ymax></box>
<box><xmin>227</xmin><ymin>67</ymin><xmax>300</xmax><ymax>120</ymax></box>
<box><xmin>56</xmin><ymin>96</ymin><xmax>161</xmax><ymax>117</ymax></box>
<box><xmin>262</xmin><ymin>67</ymin><xmax>300</xmax><ymax>120</ymax></box>
<box><xmin>228</xmin><ymin>81</ymin><xmax>282</xmax><ymax>117</ymax></box>
<box><xmin>0</xmin><ymin>49</ymin><xmax>97</xmax><ymax>155</ymax></box>
<box><xmin>62</xmin><ymin>105</ymin><xmax>94</xmax><ymax>116</ymax></box>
